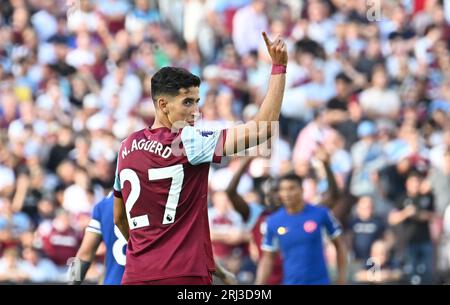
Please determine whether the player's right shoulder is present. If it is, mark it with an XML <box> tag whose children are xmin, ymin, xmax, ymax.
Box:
<box><xmin>121</xmin><ymin>129</ymin><xmax>146</xmax><ymax>144</ymax></box>
<box><xmin>117</xmin><ymin>129</ymin><xmax>147</xmax><ymax>160</ymax></box>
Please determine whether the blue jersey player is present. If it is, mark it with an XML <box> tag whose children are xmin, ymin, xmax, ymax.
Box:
<box><xmin>68</xmin><ymin>192</ymin><xmax>126</xmax><ymax>285</ymax></box>
<box><xmin>256</xmin><ymin>174</ymin><xmax>347</xmax><ymax>285</ymax></box>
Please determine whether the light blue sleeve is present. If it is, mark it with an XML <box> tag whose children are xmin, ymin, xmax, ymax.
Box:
<box><xmin>113</xmin><ymin>154</ymin><xmax>121</xmax><ymax>195</ymax></box>
<box><xmin>181</xmin><ymin>126</ymin><xmax>226</xmax><ymax>165</ymax></box>
<box><xmin>261</xmin><ymin>217</ymin><xmax>279</xmax><ymax>252</ymax></box>
<box><xmin>323</xmin><ymin>208</ymin><xmax>342</xmax><ymax>239</ymax></box>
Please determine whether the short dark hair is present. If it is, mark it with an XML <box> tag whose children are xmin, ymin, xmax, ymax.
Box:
<box><xmin>407</xmin><ymin>170</ymin><xmax>423</xmax><ymax>180</ymax></box>
<box><xmin>151</xmin><ymin>67</ymin><xmax>201</xmax><ymax>102</ymax></box>
<box><xmin>278</xmin><ymin>173</ymin><xmax>303</xmax><ymax>188</ymax></box>
<box><xmin>335</xmin><ymin>72</ymin><xmax>352</xmax><ymax>84</ymax></box>
<box><xmin>424</xmin><ymin>24</ymin><xmax>438</xmax><ymax>36</ymax></box>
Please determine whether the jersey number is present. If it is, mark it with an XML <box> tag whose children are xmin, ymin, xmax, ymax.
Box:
<box><xmin>112</xmin><ymin>226</ymin><xmax>127</xmax><ymax>266</ymax></box>
<box><xmin>119</xmin><ymin>165</ymin><xmax>184</xmax><ymax>229</ymax></box>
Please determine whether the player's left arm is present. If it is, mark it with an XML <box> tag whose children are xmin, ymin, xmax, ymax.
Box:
<box><xmin>182</xmin><ymin>34</ymin><xmax>286</xmax><ymax>164</ymax></box>
<box><xmin>223</xmin><ymin>32</ymin><xmax>287</xmax><ymax>156</ymax></box>
<box><xmin>323</xmin><ymin>209</ymin><xmax>347</xmax><ymax>285</ymax></box>
<box><xmin>112</xmin><ymin>155</ymin><xmax>130</xmax><ymax>241</ymax></box>
<box><xmin>114</xmin><ymin>196</ymin><xmax>130</xmax><ymax>241</ymax></box>
<box><xmin>68</xmin><ymin>231</ymin><xmax>102</xmax><ymax>285</ymax></box>
<box><xmin>214</xmin><ymin>260</ymin><xmax>237</xmax><ymax>285</ymax></box>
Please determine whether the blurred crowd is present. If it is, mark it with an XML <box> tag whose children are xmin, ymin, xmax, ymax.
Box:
<box><xmin>1</xmin><ymin>0</ymin><xmax>450</xmax><ymax>284</ymax></box>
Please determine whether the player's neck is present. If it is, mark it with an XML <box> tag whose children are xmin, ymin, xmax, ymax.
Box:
<box><xmin>151</xmin><ymin>117</ymin><xmax>172</xmax><ymax>130</ymax></box>
<box><xmin>286</xmin><ymin>202</ymin><xmax>305</xmax><ymax>214</ymax></box>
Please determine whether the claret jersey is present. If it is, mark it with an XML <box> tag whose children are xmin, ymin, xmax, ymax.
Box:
<box><xmin>114</xmin><ymin>126</ymin><xmax>226</xmax><ymax>284</ymax></box>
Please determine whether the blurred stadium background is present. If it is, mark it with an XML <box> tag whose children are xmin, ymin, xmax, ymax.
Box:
<box><xmin>1</xmin><ymin>0</ymin><xmax>450</xmax><ymax>284</ymax></box>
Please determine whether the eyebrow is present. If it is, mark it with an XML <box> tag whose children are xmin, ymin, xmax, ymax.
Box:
<box><xmin>183</xmin><ymin>98</ymin><xmax>200</xmax><ymax>103</ymax></box>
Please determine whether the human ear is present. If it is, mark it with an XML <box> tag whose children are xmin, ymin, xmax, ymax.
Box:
<box><xmin>158</xmin><ymin>98</ymin><xmax>169</xmax><ymax>114</ymax></box>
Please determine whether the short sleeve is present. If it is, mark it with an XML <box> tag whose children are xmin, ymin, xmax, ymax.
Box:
<box><xmin>181</xmin><ymin>126</ymin><xmax>227</xmax><ymax>165</ymax></box>
<box><xmin>86</xmin><ymin>202</ymin><xmax>102</xmax><ymax>235</ymax></box>
<box><xmin>113</xmin><ymin>153</ymin><xmax>122</xmax><ymax>198</ymax></box>
<box><xmin>323</xmin><ymin>208</ymin><xmax>342</xmax><ymax>240</ymax></box>
<box><xmin>261</xmin><ymin>217</ymin><xmax>279</xmax><ymax>252</ymax></box>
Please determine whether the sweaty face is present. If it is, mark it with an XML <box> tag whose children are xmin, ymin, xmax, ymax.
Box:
<box><xmin>279</xmin><ymin>180</ymin><xmax>303</xmax><ymax>210</ymax></box>
<box><xmin>165</xmin><ymin>87</ymin><xmax>200</xmax><ymax>127</ymax></box>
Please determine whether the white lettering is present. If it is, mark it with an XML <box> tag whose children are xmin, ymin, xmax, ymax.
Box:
<box><xmin>144</xmin><ymin>140</ymin><xmax>153</xmax><ymax>151</ymax></box>
<box><xmin>162</xmin><ymin>146</ymin><xmax>172</xmax><ymax>158</ymax></box>
<box><xmin>155</xmin><ymin>143</ymin><xmax>163</xmax><ymax>156</ymax></box>
<box><xmin>124</xmin><ymin>139</ymin><xmax>172</xmax><ymax>159</ymax></box>
<box><xmin>121</xmin><ymin>147</ymin><xmax>129</xmax><ymax>159</ymax></box>
<box><xmin>149</xmin><ymin>141</ymin><xmax>157</xmax><ymax>153</ymax></box>
<box><xmin>131</xmin><ymin>139</ymin><xmax>138</xmax><ymax>152</ymax></box>
<box><xmin>49</xmin><ymin>235</ymin><xmax>78</xmax><ymax>247</ymax></box>
<box><xmin>179</xmin><ymin>289</ymin><xmax>211</xmax><ymax>302</ymax></box>
<box><xmin>137</xmin><ymin>139</ymin><xmax>146</xmax><ymax>150</ymax></box>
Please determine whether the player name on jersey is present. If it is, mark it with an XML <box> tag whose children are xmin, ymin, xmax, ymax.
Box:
<box><xmin>122</xmin><ymin>139</ymin><xmax>173</xmax><ymax>159</ymax></box>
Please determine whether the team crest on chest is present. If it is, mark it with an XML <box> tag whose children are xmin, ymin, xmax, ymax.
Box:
<box><xmin>303</xmin><ymin>220</ymin><xmax>317</xmax><ymax>233</ymax></box>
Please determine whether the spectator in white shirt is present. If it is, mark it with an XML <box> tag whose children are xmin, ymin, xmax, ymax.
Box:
<box><xmin>67</xmin><ymin>0</ymin><xmax>101</xmax><ymax>33</ymax></box>
<box><xmin>359</xmin><ymin>65</ymin><xmax>401</xmax><ymax>120</ymax></box>
<box><xmin>100</xmin><ymin>58</ymin><xmax>142</xmax><ymax>119</ymax></box>
<box><xmin>232</xmin><ymin>0</ymin><xmax>268</xmax><ymax>56</ymax></box>
<box><xmin>66</xmin><ymin>31</ymin><xmax>96</xmax><ymax>68</ymax></box>
<box><xmin>0</xmin><ymin>248</ymin><xmax>29</xmax><ymax>283</ymax></box>
<box><xmin>21</xmin><ymin>247</ymin><xmax>60</xmax><ymax>283</ymax></box>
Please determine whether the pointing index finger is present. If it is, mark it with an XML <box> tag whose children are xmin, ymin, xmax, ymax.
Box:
<box><xmin>262</xmin><ymin>32</ymin><xmax>272</xmax><ymax>48</ymax></box>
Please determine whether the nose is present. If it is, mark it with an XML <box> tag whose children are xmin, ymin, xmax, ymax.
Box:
<box><xmin>192</xmin><ymin>107</ymin><xmax>201</xmax><ymax>121</ymax></box>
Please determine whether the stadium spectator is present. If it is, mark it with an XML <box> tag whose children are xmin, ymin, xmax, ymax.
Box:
<box><xmin>388</xmin><ymin>171</ymin><xmax>435</xmax><ymax>284</ymax></box>
<box><xmin>0</xmin><ymin>248</ymin><xmax>29</xmax><ymax>283</ymax></box>
<box><xmin>36</xmin><ymin>209</ymin><xmax>81</xmax><ymax>276</ymax></box>
<box><xmin>208</xmin><ymin>191</ymin><xmax>249</xmax><ymax>281</ymax></box>
<box><xmin>21</xmin><ymin>246</ymin><xmax>60</xmax><ymax>283</ymax></box>
<box><xmin>232</xmin><ymin>0</ymin><xmax>268</xmax><ymax>56</ymax></box>
<box><xmin>1</xmin><ymin>0</ymin><xmax>450</xmax><ymax>285</ymax></box>
<box><xmin>353</xmin><ymin>240</ymin><xmax>403</xmax><ymax>284</ymax></box>
<box><xmin>347</xmin><ymin>196</ymin><xmax>392</xmax><ymax>264</ymax></box>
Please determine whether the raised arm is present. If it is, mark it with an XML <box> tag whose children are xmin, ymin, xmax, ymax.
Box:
<box><xmin>224</xmin><ymin>32</ymin><xmax>287</xmax><ymax>155</ymax></box>
<box><xmin>225</xmin><ymin>158</ymin><xmax>254</xmax><ymax>221</ymax></box>
<box><xmin>315</xmin><ymin>148</ymin><xmax>340</xmax><ymax>209</ymax></box>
